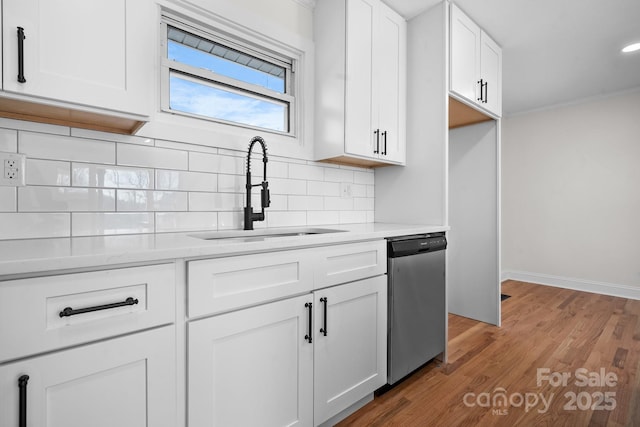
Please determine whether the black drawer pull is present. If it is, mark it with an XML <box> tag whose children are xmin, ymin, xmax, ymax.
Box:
<box><xmin>319</xmin><ymin>297</ymin><xmax>328</xmax><ymax>336</ymax></box>
<box><xmin>18</xmin><ymin>375</ymin><xmax>29</xmax><ymax>427</ymax></box>
<box><xmin>17</xmin><ymin>27</ymin><xmax>26</xmax><ymax>83</ymax></box>
<box><xmin>59</xmin><ymin>297</ymin><xmax>139</xmax><ymax>318</ymax></box>
<box><xmin>304</xmin><ymin>302</ymin><xmax>313</xmax><ymax>343</ymax></box>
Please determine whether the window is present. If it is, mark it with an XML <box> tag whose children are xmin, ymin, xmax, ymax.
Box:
<box><xmin>161</xmin><ymin>18</ymin><xmax>296</xmax><ymax>135</ymax></box>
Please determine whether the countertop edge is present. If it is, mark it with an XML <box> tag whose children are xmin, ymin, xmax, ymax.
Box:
<box><xmin>0</xmin><ymin>223</ymin><xmax>449</xmax><ymax>278</ymax></box>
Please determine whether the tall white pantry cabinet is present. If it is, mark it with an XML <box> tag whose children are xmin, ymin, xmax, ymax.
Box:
<box><xmin>376</xmin><ymin>1</ymin><xmax>502</xmax><ymax>327</ymax></box>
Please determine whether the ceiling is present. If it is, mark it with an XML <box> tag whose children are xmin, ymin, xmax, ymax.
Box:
<box><xmin>383</xmin><ymin>0</ymin><xmax>640</xmax><ymax>116</ymax></box>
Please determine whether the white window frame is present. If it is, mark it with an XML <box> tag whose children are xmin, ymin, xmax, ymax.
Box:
<box><xmin>160</xmin><ymin>14</ymin><xmax>298</xmax><ymax>137</ymax></box>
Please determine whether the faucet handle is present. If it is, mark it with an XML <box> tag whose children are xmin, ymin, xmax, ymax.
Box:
<box><xmin>261</xmin><ymin>181</ymin><xmax>270</xmax><ymax>208</ymax></box>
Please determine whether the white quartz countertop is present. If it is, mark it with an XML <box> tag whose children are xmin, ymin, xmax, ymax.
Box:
<box><xmin>0</xmin><ymin>223</ymin><xmax>449</xmax><ymax>277</ymax></box>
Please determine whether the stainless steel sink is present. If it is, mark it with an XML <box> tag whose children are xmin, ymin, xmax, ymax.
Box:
<box><xmin>189</xmin><ymin>227</ymin><xmax>345</xmax><ymax>242</ymax></box>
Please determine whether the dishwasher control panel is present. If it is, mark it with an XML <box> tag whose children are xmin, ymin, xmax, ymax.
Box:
<box><xmin>387</xmin><ymin>233</ymin><xmax>447</xmax><ymax>257</ymax></box>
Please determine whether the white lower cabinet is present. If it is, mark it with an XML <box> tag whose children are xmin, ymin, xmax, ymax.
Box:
<box><xmin>187</xmin><ymin>259</ymin><xmax>388</xmax><ymax>427</ymax></box>
<box><xmin>188</xmin><ymin>294</ymin><xmax>314</xmax><ymax>427</ymax></box>
<box><xmin>0</xmin><ymin>326</ymin><xmax>176</xmax><ymax>427</ymax></box>
<box><xmin>313</xmin><ymin>275</ymin><xmax>387</xmax><ymax>425</ymax></box>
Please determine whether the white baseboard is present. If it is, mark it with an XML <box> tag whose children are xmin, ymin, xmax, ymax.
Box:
<box><xmin>501</xmin><ymin>271</ymin><xmax>640</xmax><ymax>300</ymax></box>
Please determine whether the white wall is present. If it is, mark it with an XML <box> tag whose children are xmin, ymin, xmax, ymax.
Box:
<box><xmin>502</xmin><ymin>89</ymin><xmax>640</xmax><ymax>293</ymax></box>
<box><xmin>449</xmin><ymin>120</ymin><xmax>499</xmax><ymax>324</ymax></box>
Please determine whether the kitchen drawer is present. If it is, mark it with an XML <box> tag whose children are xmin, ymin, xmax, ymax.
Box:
<box><xmin>0</xmin><ymin>264</ymin><xmax>175</xmax><ymax>363</ymax></box>
<box><xmin>187</xmin><ymin>250</ymin><xmax>314</xmax><ymax>318</ymax></box>
<box><xmin>314</xmin><ymin>240</ymin><xmax>387</xmax><ymax>289</ymax></box>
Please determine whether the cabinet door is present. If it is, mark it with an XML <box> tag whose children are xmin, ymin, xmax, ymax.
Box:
<box><xmin>2</xmin><ymin>0</ymin><xmax>152</xmax><ymax>116</ymax></box>
<box><xmin>313</xmin><ymin>276</ymin><xmax>387</xmax><ymax>425</ymax></box>
<box><xmin>188</xmin><ymin>294</ymin><xmax>313</xmax><ymax>427</ymax></box>
<box><xmin>344</xmin><ymin>0</ymin><xmax>376</xmax><ymax>159</ymax></box>
<box><xmin>376</xmin><ymin>4</ymin><xmax>406</xmax><ymax>164</ymax></box>
<box><xmin>450</xmin><ymin>3</ymin><xmax>481</xmax><ymax>104</ymax></box>
<box><xmin>0</xmin><ymin>326</ymin><xmax>176</xmax><ymax>427</ymax></box>
<box><xmin>480</xmin><ymin>31</ymin><xmax>502</xmax><ymax>116</ymax></box>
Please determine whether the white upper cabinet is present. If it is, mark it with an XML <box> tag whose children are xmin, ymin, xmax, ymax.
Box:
<box><xmin>479</xmin><ymin>32</ymin><xmax>502</xmax><ymax>115</ymax></box>
<box><xmin>450</xmin><ymin>3</ymin><xmax>502</xmax><ymax>117</ymax></box>
<box><xmin>1</xmin><ymin>0</ymin><xmax>153</xmax><ymax>130</ymax></box>
<box><xmin>315</xmin><ymin>0</ymin><xmax>406</xmax><ymax>167</ymax></box>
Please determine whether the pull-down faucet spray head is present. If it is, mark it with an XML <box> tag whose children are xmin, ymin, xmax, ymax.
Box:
<box><xmin>244</xmin><ymin>136</ymin><xmax>270</xmax><ymax>230</ymax></box>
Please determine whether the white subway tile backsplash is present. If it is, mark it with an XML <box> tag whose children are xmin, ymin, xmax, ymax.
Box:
<box><xmin>266</xmin><ymin>211</ymin><xmax>306</xmax><ymax>227</ymax></box>
<box><xmin>217</xmin><ymin>174</ymin><xmax>245</xmax><ymax>193</ymax></box>
<box><xmin>18</xmin><ymin>187</ymin><xmax>115</xmax><ymax>212</ymax></box>
<box><xmin>72</xmin><ymin>212</ymin><xmax>154</xmax><ymax>236</ymax></box>
<box><xmin>366</xmin><ymin>211</ymin><xmax>375</xmax><ymax>223</ymax></box>
<box><xmin>354</xmin><ymin>197</ymin><xmax>375</xmax><ymax>211</ymax></box>
<box><xmin>324</xmin><ymin>197</ymin><xmax>354</xmax><ymax>211</ymax></box>
<box><xmin>268</xmin><ymin>161</ymin><xmax>289</xmax><ymax>178</ymax></box>
<box><xmin>0</xmin><ymin>128</ymin><xmax>18</xmax><ymax>152</ymax></box>
<box><xmin>117</xmin><ymin>143</ymin><xmax>188</xmax><ymax>170</ymax></box>
<box><xmin>190</xmin><ymin>152</ymin><xmax>245</xmax><ymax>175</ymax></box>
<box><xmin>0</xmin><ymin>213</ymin><xmax>70</xmax><ymax>239</ymax></box>
<box><xmin>155</xmin><ymin>139</ymin><xmax>219</xmax><ymax>154</ymax></box>
<box><xmin>308</xmin><ymin>181</ymin><xmax>339</xmax><ymax>197</ymax></box>
<box><xmin>72</xmin><ymin>164</ymin><xmax>154</xmax><ymax>189</ymax></box>
<box><xmin>20</xmin><ymin>132</ymin><xmax>115</xmax><ymax>164</ymax></box>
<box><xmin>351</xmin><ymin>184</ymin><xmax>367</xmax><ymax>198</ymax></box>
<box><xmin>156</xmin><ymin>170</ymin><xmax>217</xmax><ymax>192</ymax></box>
<box><xmin>155</xmin><ymin>212</ymin><xmax>217</xmax><ymax>233</ymax></box>
<box><xmin>339</xmin><ymin>211</ymin><xmax>367</xmax><ymax>224</ymax></box>
<box><xmin>217</xmin><ymin>211</ymin><xmax>243</xmax><ymax>229</ymax></box>
<box><xmin>269</xmin><ymin>194</ymin><xmax>288</xmax><ymax>210</ymax></box>
<box><xmin>324</xmin><ymin>168</ymin><xmax>354</xmax><ymax>183</ymax></box>
<box><xmin>354</xmin><ymin>170</ymin><xmax>375</xmax><ymax>185</ymax></box>
<box><xmin>189</xmin><ymin>192</ymin><xmax>243</xmax><ymax>211</ymax></box>
<box><xmin>288</xmin><ymin>195</ymin><xmax>323</xmax><ymax>211</ymax></box>
<box><xmin>26</xmin><ymin>159</ymin><xmax>71</xmax><ymax>186</ymax></box>
<box><xmin>1</xmin><ymin>119</ymin><xmax>376</xmax><ymax>239</ymax></box>
<box><xmin>367</xmin><ymin>185</ymin><xmax>375</xmax><ymax>198</ymax></box>
<box><xmin>268</xmin><ymin>178</ymin><xmax>306</xmax><ymax>195</ymax></box>
<box><xmin>289</xmin><ymin>163</ymin><xmax>324</xmax><ymax>181</ymax></box>
<box><xmin>117</xmin><ymin>190</ymin><xmax>187</xmax><ymax>212</ymax></box>
<box><xmin>307</xmin><ymin>210</ymin><xmax>340</xmax><ymax>225</ymax></box>
<box><xmin>0</xmin><ymin>188</ymin><xmax>17</xmax><ymax>212</ymax></box>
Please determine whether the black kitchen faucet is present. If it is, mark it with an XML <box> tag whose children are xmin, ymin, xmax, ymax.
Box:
<box><xmin>243</xmin><ymin>136</ymin><xmax>270</xmax><ymax>230</ymax></box>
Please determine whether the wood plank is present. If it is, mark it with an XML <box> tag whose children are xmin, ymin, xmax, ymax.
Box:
<box><xmin>0</xmin><ymin>96</ymin><xmax>145</xmax><ymax>134</ymax></box>
<box><xmin>338</xmin><ymin>281</ymin><xmax>640</xmax><ymax>426</ymax></box>
<box><xmin>449</xmin><ymin>96</ymin><xmax>493</xmax><ymax>129</ymax></box>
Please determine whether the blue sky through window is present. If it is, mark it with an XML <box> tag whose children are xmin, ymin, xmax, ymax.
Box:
<box><xmin>168</xmin><ymin>41</ymin><xmax>285</xmax><ymax>94</ymax></box>
<box><xmin>170</xmin><ymin>74</ymin><xmax>287</xmax><ymax>132</ymax></box>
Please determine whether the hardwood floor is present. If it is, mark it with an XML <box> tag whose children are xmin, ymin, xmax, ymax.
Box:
<box><xmin>337</xmin><ymin>280</ymin><xmax>640</xmax><ymax>426</ymax></box>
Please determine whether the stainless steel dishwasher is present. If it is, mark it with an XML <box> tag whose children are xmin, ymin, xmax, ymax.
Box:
<box><xmin>387</xmin><ymin>233</ymin><xmax>447</xmax><ymax>385</ymax></box>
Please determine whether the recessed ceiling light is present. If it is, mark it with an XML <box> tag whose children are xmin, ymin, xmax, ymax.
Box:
<box><xmin>622</xmin><ymin>42</ymin><xmax>640</xmax><ymax>53</ymax></box>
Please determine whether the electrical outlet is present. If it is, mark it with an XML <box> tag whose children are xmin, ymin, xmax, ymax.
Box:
<box><xmin>340</xmin><ymin>182</ymin><xmax>353</xmax><ymax>198</ymax></box>
<box><xmin>0</xmin><ymin>152</ymin><xmax>26</xmax><ymax>186</ymax></box>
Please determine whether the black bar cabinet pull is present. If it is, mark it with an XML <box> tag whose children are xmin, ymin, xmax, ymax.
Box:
<box><xmin>18</xmin><ymin>375</ymin><xmax>29</xmax><ymax>427</ymax></box>
<box><xmin>319</xmin><ymin>297</ymin><xmax>328</xmax><ymax>336</ymax></box>
<box><xmin>381</xmin><ymin>131</ymin><xmax>387</xmax><ymax>156</ymax></box>
<box><xmin>17</xmin><ymin>27</ymin><xmax>26</xmax><ymax>83</ymax></box>
<box><xmin>304</xmin><ymin>302</ymin><xmax>313</xmax><ymax>343</ymax></box>
<box><xmin>59</xmin><ymin>297</ymin><xmax>139</xmax><ymax>318</ymax></box>
<box><xmin>483</xmin><ymin>81</ymin><xmax>488</xmax><ymax>104</ymax></box>
<box><xmin>477</xmin><ymin>79</ymin><xmax>483</xmax><ymax>102</ymax></box>
<box><xmin>373</xmin><ymin>129</ymin><xmax>380</xmax><ymax>154</ymax></box>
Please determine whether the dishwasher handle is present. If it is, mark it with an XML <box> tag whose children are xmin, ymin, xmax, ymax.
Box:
<box><xmin>388</xmin><ymin>235</ymin><xmax>447</xmax><ymax>258</ymax></box>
